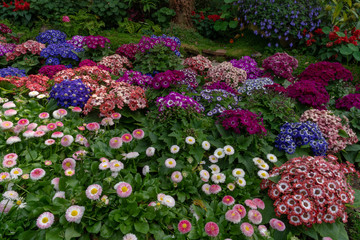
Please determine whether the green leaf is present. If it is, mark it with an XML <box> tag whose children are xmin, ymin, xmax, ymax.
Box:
<box><xmin>351</xmin><ymin>189</ymin><xmax>360</xmax><ymax>208</ymax></box>
<box><xmin>322</xmin><ymin>27</ymin><xmax>331</xmax><ymax>34</ymax></box>
<box><xmin>336</xmin><ymin>32</ymin><xmax>346</xmax><ymax>37</ymax></box>
<box><xmin>333</xmin><ymin>2</ymin><xmax>343</xmax><ymax>22</ymax></box>
<box><xmin>345</xmin><ymin>144</ymin><xmax>360</xmax><ymax>152</ymax></box>
<box><xmin>100</xmin><ymin>224</ymin><xmax>113</xmax><ymax>238</ymax></box>
<box><xmin>338</xmin><ymin>129</ymin><xmax>349</xmax><ymax>138</ymax></box>
<box><xmin>65</xmin><ymin>227</ymin><xmax>81</xmax><ymax>240</ymax></box>
<box><xmin>134</xmin><ymin>221</ymin><xmax>149</xmax><ymax>234</ymax></box>
<box><xmin>86</xmin><ymin>222</ymin><xmax>101</xmax><ymax>234</ymax></box>
<box><xmin>313</xmin><ymin>221</ymin><xmax>348</xmax><ymax>240</ymax></box>
<box><xmin>268</xmin><ymin>175</ymin><xmax>281</xmax><ymax>183</ymax></box>
<box><xmin>19</xmin><ymin>231</ymin><xmax>38</xmax><ymax>240</ymax></box>
<box><xmin>224</xmin><ymin>0</ymin><xmax>236</xmax><ymax>3</ymax></box>
<box><xmin>340</xmin><ymin>46</ymin><xmax>353</xmax><ymax>55</ymax></box>
<box><xmin>353</xmin><ymin>51</ymin><xmax>360</xmax><ymax>61</ymax></box>
<box><xmin>229</xmin><ymin>21</ymin><xmax>238</xmax><ymax>28</ymax></box>
<box><xmin>348</xmin><ymin>43</ymin><xmax>359</xmax><ymax>52</ymax></box>
<box><xmin>46</xmin><ymin>228</ymin><xmax>63</xmax><ymax>240</ymax></box>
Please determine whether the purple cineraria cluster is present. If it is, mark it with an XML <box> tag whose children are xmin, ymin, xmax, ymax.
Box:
<box><xmin>238</xmin><ymin>78</ymin><xmax>274</xmax><ymax>96</ymax></box>
<box><xmin>151</xmin><ymin>70</ymin><xmax>185</xmax><ymax>89</ymax></box>
<box><xmin>156</xmin><ymin>92</ymin><xmax>204</xmax><ymax>113</ymax></box>
<box><xmin>286</xmin><ymin>80</ymin><xmax>329</xmax><ymax>109</ymax></box>
<box><xmin>335</xmin><ymin>94</ymin><xmax>360</xmax><ymax>110</ymax></box>
<box><xmin>298</xmin><ymin>62</ymin><xmax>353</xmax><ymax>86</ymax></box>
<box><xmin>38</xmin><ymin>65</ymin><xmax>68</xmax><ymax>78</ymax></box>
<box><xmin>179</xmin><ymin>69</ymin><xmax>198</xmax><ymax>89</ymax></box>
<box><xmin>203</xmin><ymin>81</ymin><xmax>239</xmax><ymax>95</ymax></box>
<box><xmin>218</xmin><ymin>109</ymin><xmax>267</xmax><ymax>135</ymax></box>
<box><xmin>236</xmin><ymin>0</ymin><xmax>322</xmax><ymax>47</ymax></box>
<box><xmin>230</xmin><ymin>56</ymin><xmax>263</xmax><ymax>79</ymax></box>
<box><xmin>79</xmin><ymin>59</ymin><xmax>97</xmax><ymax>67</ymax></box>
<box><xmin>0</xmin><ymin>43</ymin><xmax>16</xmax><ymax>57</ymax></box>
<box><xmin>262</xmin><ymin>53</ymin><xmax>298</xmax><ymax>81</ymax></box>
<box><xmin>67</xmin><ymin>35</ymin><xmax>86</xmax><ymax>48</ymax></box>
<box><xmin>137</xmin><ymin>36</ymin><xmax>181</xmax><ymax>57</ymax></box>
<box><xmin>117</xmin><ymin>70</ymin><xmax>153</xmax><ymax>88</ymax></box>
<box><xmin>84</xmin><ymin>36</ymin><xmax>110</xmax><ymax>49</ymax></box>
<box><xmin>194</xmin><ymin>89</ymin><xmax>241</xmax><ymax>117</ymax></box>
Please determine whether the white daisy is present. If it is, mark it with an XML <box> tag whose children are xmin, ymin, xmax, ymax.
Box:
<box><xmin>163</xmin><ymin>195</ymin><xmax>175</xmax><ymax>208</ymax></box>
<box><xmin>258</xmin><ymin>162</ymin><xmax>269</xmax><ymax>170</ymax></box>
<box><xmin>209</xmin><ymin>155</ymin><xmax>218</xmax><ymax>163</ymax></box>
<box><xmin>236</xmin><ymin>177</ymin><xmax>246</xmax><ymax>187</ymax></box>
<box><xmin>232</xmin><ymin>168</ymin><xmax>245</xmax><ymax>178</ymax></box>
<box><xmin>258</xmin><ymin>170</ymin><xmax>269</xmax><ymax>179</ymax></box>
<box><xmin>165</xmin><ymin>158</ymin><xmax>176</xmax><ymax>168</ymax></box>
<box><xmin>214</xmin><ymin>148</ymin><xmax>225</xmax><ymax>159</ymax></box>
<box><xmin>170</xmin><ymin>145</ymin><xmax>180</xmax><ymax>154</ymax></box>
<box><xmin>211</xmin><ymin>173</ymin><xmax>226</xmax><ymax>184</ymax></box>
<box><xmin>209</xmin><ymin>164</ymin><xmax>220</xmax><ymax>174</ymax></box>
<box><xmin>267</xmin><ymin>153</ymin><xmax>278</xmax><ymax>163</ymax></box>
<box><xmin>224</xmin><ymin>145</ymin><xmax>235</xmax><ymax>155</ymax></box>
<box><xmin>252</xmin><ymin>157</ymin><xmax>265</xmax><ymax>166</ymax></box>
<box><xmin>202</xmin><ymin>141</ymin><xmax>211</xmax><ymax>150</ymax></box>
<box><xmin>185</xmin><ymin>136</ymin><xmax>195</xmax><ymax>145</ymax></box>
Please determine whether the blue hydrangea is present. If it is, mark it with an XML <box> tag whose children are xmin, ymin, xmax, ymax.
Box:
<box><xmin>0</xmin><ymin>67</ymin><xmax>26</xmax><ymax>77</ymax></box>
<box><xmin>49</xmin><ymin>79</ymin><xmax>91</xmax><ymax>108</ymax></box>
<box><xmin>275</xmin><ymin>121</ymin><xmax>328</xmax><ymax>156</ymax></box>
<box><xmin>36</xmin><ymin>30</ymin><xmax>67</xmax><ymax>45</ymax></box>
<box><xmin>40</xmin><ymin>43</ymin><xmax>83</xmax><ymax>65</ymax></box>
<box><xmin>238</xmin><ymin>78</ymin><xmax>274</xmax><ymax>95</ymax></box>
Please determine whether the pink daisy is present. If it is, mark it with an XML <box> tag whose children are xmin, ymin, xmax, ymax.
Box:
<box><xmin>121</xmin><ymin>133</ymin><xmax>133</xmax><ymax>143</ymax></box>
<box><xmin>225</xmin><ymin>209</ymin><xmax>242</xmax><ymax>223</ymax></box>
<box><xmin>36</xmin><ymin>212</ymin><xmax>54</xmax><ymax>229</ymax></box>
<box><xmin>233</xmin><ymin>204</ymin><xmax>247</xmax><ymax>218</ymax></box>
<box><xmin>57</xmin><ymin>109</ymin><xmax>68</xmax><ymax>117</ymax></box>
<box><xmin>6</xmin><ymin>136</ymin><xmax>21</xmax><ymax>144</ymax></box>
<box><xmin>64</xmin><ymin>168</ymin><xmax>75</xmax><ymax>176</ymax></box>
<box><xmin>178</xmin><ymin>220</ymin><xmax>192</xmax><ymax>234</ymax></box>
<box><xmin>13</xmin><ymin>125</ymin><xmax>25</xmax><ymax>134</ymax></box>
<box><xmin>258</xmin><ymin>225</ymin><xmax>268</xmax><ymax>237</ymax></box>
<box><xmin>51</xmin><ymin>178</ymin><xmax>60</xmax><ymax>190</ymax></box>
<box><xmin>222</xmin><ymin>195</ymin><xmax>235</xmax><ymax>206</ymax></box>
<box><xmin>245</xmin><ymin>199</ymin><xmax>257</xmax><ymax>209</ymax></box>
<box><xmin>45</xmin><ymin>139</ymin><xmax>56</xmax><ymax>146</ymax></box>
<box><xmin>1</xmin><ymin>121</ymin><xmax>13</xmax><ymax>130</ymax></box>
<box><xmin>248</xmin><ymin>210</ymin><xmax>262</xmax><ymax>225</ymax></box>
<box><xmin>39</xmin><ymin>112</ymin><xmax>50</xmax><ymax>119</ymax></box>
<box><xmin>86</xmin><ymin>122</ymin><xmax>100</xmax><ymax>131</ymax></box>
<box><xmin>56</xmin><ymin>121</ymin><xmax>64</xmax><ymax>127</ymax></box>
<box><xmin>116</xmin><ymin>182</ymin><xmax>132</xmax><ymax>198</ymax></box>
<box><xmin>30</xmin><ymin>168</ymin><xmax>46</xmax><ymax>180</ymax></box>
<box><xmin>23</xmin><ymin>130</ymin><xmax>35</xmax><ymax>138</ymax></box>
<box><xmin>78</xmin><ymin>126</ymin><xmax>85</xmax><ymax>131</ymax></box>
<box><xmin>65</xmin><ymin>205</ymin><xmax>85</xmax><ymax>223</ymax></box>
<box><xmin>2</xmin><ymin>158</ymin><xmax>16</xmax><ymax>168</ymax></box>
<box><xmin>27</xmin><ymin>123</ymin><xmax>38</xmax><ymax>131</ymax></box>
<box><xmin>62</xmin><ymin>158</ymin><xmax>76</xmax><ymax>170</ymax></box>
<box><xmin>72</xmin><ymin>107</ymin><xmax>82</xmax><ymax>112</ymax></box>
<box><xmin>171</xmin><ymin>171</ymin><xmax>183</xmax><ymax>183</ymax></box>
<box><xmin>47</xmin><ymin>123</ymin><xmax>57</xmax><ymax>131</ymax></box>
<box><xmin>51</xmin><ymin>132</ymin><xmax>64</xmax><ymax>138</ymax></box>
<box><xmin>17</xmin><ymin>119</ymin><xmax>29</xmax><ymax>126</ymax></box>
<box><xmin>109</xmin><ymin>137</ymin><xmax>123</xmax><ymax>149</ymax></box>
<box><xmin>45</xmin><ymin>160</ymin><xmax>52</xmax><ymax>166</ymax></box>
<box><xmin>132</xmin><ymin>129</ymin><xmax>145</xmax><ymax>139</ymax></box>
<box><xmin>0</xmin><ymin>172</ymin><xmax>10</xmax><ymax>181</ymax></box>
<box><xmin>61</xmin><ymin>135</ymin><xmax>74</xmax><ymax>147</ymax></box>
<box><xmin>269</xmin><ymin>218</ymin><xmax>286</xmax><ymax>231</ymax></box>
<box><xmin>37</xmin><ymin>125</ymin><xmax>49</xmax><ymax>132</ymax></box>
<box><xmin>240</xmin><ymin>222</ymin><xmax>254</xmax><ymax>237</ymax></box>
<box><xmin>4</xmin><ymin>153</ymin><xmax>18</xmax><ymax>161</ymax></box>
<box><xmin>204</xmin><ymin>222</ymin><xmax>219</xmax><ymax>237</ymax></box>
<box><xmin>34</xmin><ymin>131</ymin><xmax>46</xmax><ymax>137</ymax></box>
<box><xmin>209</xmin><ymin>184</ymin><xmax>221</xmax><ymax>194</ymax></box>
<box><xmin>4</xmin><ymin>109</ymin><xmax>17</xmax><ymax>117</ymax></box>
<box><xmin>85</xmin><ymin>184</ymin><xmax>102</xmax><ymax>200</ymax></box>
<box><xmin>253</xmin><ymin>198</ymin><xmax>265</xmax><ymax>210</ymax></box>
<box><xmin>111</xmin><ymin>112</ymin><xmax>121</xmax><ymax>120</ymax></box>
<box><xmin>2</xmin><ymin>101</ymin><xmax>15</xmax><ymax>108</ymax></box>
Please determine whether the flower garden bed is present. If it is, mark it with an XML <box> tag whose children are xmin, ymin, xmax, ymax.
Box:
<box><xmin>0</xmin><ymin>26</ymin><xmax>360</xmax><ymax>240</ymax></box>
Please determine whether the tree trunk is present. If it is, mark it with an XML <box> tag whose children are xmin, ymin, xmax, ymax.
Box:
<box><xmin>169</xmin><ymin>0</ymin><xmax>195</xmax><ymax>28</ymax></box>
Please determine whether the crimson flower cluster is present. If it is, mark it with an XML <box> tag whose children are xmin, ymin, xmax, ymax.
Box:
<box><xmin>300</xmin><ymin>109</ymin><xmax>358</xmax><ymax>153</ymax></box>
<box><xmin>79</xmin><ymin>59</ymin><xmax>97</xmax><ymax>67</ymax></box>
<box><xmin>286</xmin><ymin>80</ymin><xmax>329</xmax><ymax>109</ymax></box>
<box><xmin>5</xmin><ymin>40</ymin><xmax>45</xmax><ymax>61</ymax></box>
<box><xmin>84</xmin><ymin>36</ymin><xmax>110</xmax><ymax>49</ymax></box>
<box><xmin>261</xmin><ymin>155</ymin><xmax>359</xmax><ymax>227</ymax></box>
<box><xmin>151</xmin><ymin>70</ymin><xmax>185</xmax><ymax>89</ymax></box>
<box><xmin>218</xmin><ymin>109</ymin><xmax>267</xmax><ymax>135</ymax></box>
<box><xmin>230</xmin><ymin>56</ymin><xmax>263</xmax><ymax>79</ymax></box>
<box><xmin>2</xmin><ymin>0</ymin><xmax>30</xmax><ymax>11</ymax></box>
<box><xmin>329</xmin><ymin>26</ymin><xmax>359</xmax><ymax>46</ymax></box>
<box><xmin>0</xmin><ymin>74</ymin><xmax>50</xmax><ymax>92</ymax></box>
<box><xmin>262</xmin><ymin>53</ymin><xmax>298</xmax><ymax>81</ymax></box>
<box><xmin>115</xmin><ymin>43</ymin><xmax>139</xmax><ymax>60</ymax></box>
<box><xmin>0</xmin><ymin>23</ymin><xmax>12</xmax><ymax>34</ymax></box>
<box><xmin>298</xmin><ymin>61</ymin><xmax>353</xmax><ymax>86</ymax></box>
<box><xmin>336</xmin><ymin>93</ymin><xmax>360</xmax><ymax>110</ymax></box>
<box><xmin>38</xmin><ymin>65</ymin><xmax>67</xmax><ymax>78</ymax></box>
<box><xmin>183</xmin><ymin>55</ymin><xmax>212</xmax><ymax>76</ymax></box>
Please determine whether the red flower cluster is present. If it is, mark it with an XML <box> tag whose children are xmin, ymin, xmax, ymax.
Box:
<box><xmin>98</xmin><ymin>54</ymin><xmax>132</xmax><ymax>76</ymax></box>
<box><xmin>207</xmin><ymin>14</ymin><xmax>221</xmax><ymax>22</ymax></box>
<box><xmin>83</xmin><ymin>81</ymin><xmax>147</xmax><ymax>116</ymax></box>
<box><xmin>192</xmin><ymin>11</ymin><xmax>222</xmax><ymax>22</ymax></box>
<box><xmin>261</xmin><ymin>155</ymin><xmax>359</xmax><ymax>227</ymax></box>
<box><xmin>0</xmin><ymin>74</ymin><xmax>50</xmax><ymax>92</ymax></box>
<box><xmin>183</xmin><ymin>55</ymin><xmax>212</xmax><ymax>76</ymax></box>
<box><xmin>5</xmin><ymin>40</ymin><xmax>45</xmax><ymax>61</ymax></box>
<box><xmin>307</xmin><ymin>26</ymin><xmax>360</xmax><ymax>48</ymax></box>
<box><xmin>2</xmin><ymin>0</ymin><xmax>30</xmax><ymax>11</ymax></box>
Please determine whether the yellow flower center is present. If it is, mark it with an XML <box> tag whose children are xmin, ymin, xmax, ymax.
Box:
<box><xmin>42</xmin><ymin>217</ymin><xmax>49</xmax><ymax>223</ymax></box>
<box><xmin>121</xmin><ymin>186</ymin><xmax>128</xmax><ymax>192</ymax></box>
<box><xmin>261</xmin><ymin>173</ymin><xmax>267</xmax><ymax>177</ymax></box>
<box><xmin>14</xmin><ymin>170</ymin><xmax>19</xmax><ymax>174</ymax></box>
<box><xmin>270</xmin><ymin>156</ymin><xmax>274</xmax><ymax>160</ymax></box>
<box><xmin>1</xmin><ymin>175</ymin><xmax>6</xmax><ymax>179</ymax></box>
<box><xmin>236</xmin><ymin>171</ymin><xmax>241</xmax><ymax>175</ymax></box>
<box><xmin>136</xmin><ymin>131</ymin><xmax>141</xmax><ymax>135</ymax></box>
<box><xmin>169</xmin><ymin>161</ymin><xmax>173</xmax><ymax>165</ymax></box>
<box><xmin>71</xmin><ymin>210</ymin><xmax>78</xmax><ymax>216</ymax></box>
<box><xmin>217</xmin><ymin>152</ymin><xmax>222</xmax><ymax>156</ymax></box>
<box><xmin>254</xmin><ymin>213</ymin><xmax>257</xmax><ymax>217</ymax></box>
<box><xmin>245</xmin><ymin>226</ymin><xmax>249</xmax><ymax>231</ymax></box>
<box><xmin>232</xmin><ymin>213</ymin><xmax>235</xmax><ymax>216</ymax></box>
<box><xmin>226</xmin><ymin>148</ymin><xmax>231</xmax><ymax>152</ymax></box>
<box><xmin>182</xmin><ymin>223</ymin><xmax>187</xmax><ymax>228</ymax></box>
<box><xmin>91</xmin><ymin>188</ymin><xmax>98</xmax><ymax>194</ymax></box>
<box><xmin>115</xmin><ymin>163</ymin><xmax>119</xmax><ymax>167</ymax></box>
<box><xmin>114</xmin><ymin>140</ymin><xmax>118</xmax><ymax>143</ymax></box>
<box><xmin>16</xmin><ymin>200</ymin><xmax>22</xmax><ymax>205</ymax></box>
<box><xmin>216</xmin><ymin>175</ymin><xmax>221</xmax><ymax>180</ymax></box>
<box><xmin>125</xmin><ymin>136</ymin><xmax>129</xmax><ymax>140</ymax></box>
<box><xmin>175</xmin><ymin>174</ymin><xmax>179</xmax><ymax>178</ymax></box>
<box><xmin>156</xmin><ymin>202</ymin><xmax>161</xmax><ymax>206</ymax></box>
<box><xmin>66</xmin><ymin>162</ymin><xmax>71</xmax><ymax>167</ymax></box>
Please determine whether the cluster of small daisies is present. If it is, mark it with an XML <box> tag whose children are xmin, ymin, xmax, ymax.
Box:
<box><xmin>148</xmin><ymin>193</ymin><xmax>176</xmax><ymax>208</ymax></box>
<box><xmin>109</xmin><ymin>129</ymin><xmax>145</xmax><ymax>149</ymax></box>
<box><xmin>253</xmin><ymin>154</ymin><xmax>278</xmax><ymax>179</ymax></box>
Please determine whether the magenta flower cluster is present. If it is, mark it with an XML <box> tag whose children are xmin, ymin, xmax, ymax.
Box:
<box><xmin>84</xmin><ymin>36</ymin><xmax>110</xmax><ymax>49</ymax></box>
<box><xmin>137</xmin><ymin>36</ymin><xmax>180</xmax><ymax>55</ymax></box>
<box><xmin>117</xmin><ymin>70</ymin><xmax>153</xmax><ymax>88</ymax></box>
<box><xmin>0</xmin><ymin>43</ymin><xmax>16</xmax><ymax>57</ymax></box>
<box><xmin>115</xmin><ymin>43</ymin><xmax>139</xmax><ymax>60</ymax></box>
<box><xmin>287</xmin><ymin>80</ymin><xmax>329</xmax><ymax>109</ymax></box>
<box><xmin>335</xmin><ymin>93</ymin><xmax>360</xmax><ymax>110</ymax></box>
<box><xmin>38</xmin><ymin>65</ymin><xmax>68</xmax><ymax>78</ymax></box>
<box><xmin>298</xmin><ymin>62</ymin><xmax>353</xmax><ymax>86</ymax></box>
<box><xmin>179</xmin><ymin>69</ymin><xmax>198</xmax><ymax>89</ymax></box>
<box><xmin>156</xmin><ymin>92</ymin><xmax>203</xmax><ymax>113</ymax></box>
<box><xmin>230</xmin><ymin>56</ymin><xmax>263</xmax><ymax>79</ymax></box>
<box><xmin>262</xmin><ymin>53</ymin><xmax>298</xmax><ymax>81</ymax></box>
<box><xmin>79</xmin><ymin>59</ymin><xmax>97</xmax><ymax>67</ymax></box>
<box><xmin>67</xmin><ymin>35</ymin><xmax>86</xmax><ymax>48</ymax></box>
<box><xmin>218</xmin><ymin>109</ymin><xmax>267</xmax><ymax>135</ymax></box>
<box><xmin>151</xmin><ymin>70</ymin><xmax>185</xmax><ymax>89</ymax></box>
